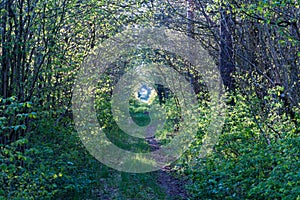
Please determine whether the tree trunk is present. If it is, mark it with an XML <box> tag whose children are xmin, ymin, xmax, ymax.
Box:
<box><xmin>187</xmin><ymin>0</ymin><xmax>195</xmax><ymax>38</ymax></box>
<box><xmin>186</xmin><ymin>0</ymin><xmax>195</xmax><ymax>94</ymax></box>
<box><xmin>219</xmin><ymin>5</ymin><xmax>235</xmax><ymax>93</ymax></box>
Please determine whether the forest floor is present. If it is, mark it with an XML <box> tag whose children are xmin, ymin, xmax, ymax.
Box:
<box><xmin>91</xmin><ymin>107</ymin><xmax>190</xmax><ymax>199</ymax></box>
<box><xmin>146</xmin><ymin>136</ymin><xmax>190</xmax><ymax>200</ymax></box>
<box><xmin>93</xmin><ymin>162</ymin><xmax>190</xmax><ymax>200</ymax></box>
<box><xmin>155</xmin><ymin>169</ymin><xmax>189</xmax><ymax>200</ymax></box>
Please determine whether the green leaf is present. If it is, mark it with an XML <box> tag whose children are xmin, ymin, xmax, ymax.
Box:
<box><xmin>14</xmin><ymin>125</ymin><xmax>20</xmax><ymax>131</ymax></box>
<box><xmin>28</xmin><ymin>112</ymin><xmax>37</xmax><ymax>119</ymax></box>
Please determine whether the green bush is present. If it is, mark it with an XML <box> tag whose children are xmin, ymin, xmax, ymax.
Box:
<box><xmin>0</xmin><ymin>97</ymin><xmax>100</xmax><ymax>199</ymax></box>
<box><xmin>184</xmin><ymin>92</ymin><xmax>300</xmax><ymax>199</ymax></box>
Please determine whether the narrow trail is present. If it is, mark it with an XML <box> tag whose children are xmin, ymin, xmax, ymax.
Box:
<box><xmin>146</xmin><ymin>136</ymin><xmax>190</xmax><ymax>200</ymax></box>
<box><xmin>93</xmin><ymin>135</ymin><xmax>190</xmax><ymax>200</ymax></box>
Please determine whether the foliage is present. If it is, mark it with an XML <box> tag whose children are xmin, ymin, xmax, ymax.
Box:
<box><xmin>184</xmin><ymin>92</ymin><xmax>300</xmax><ymax>199</ymax></box>
<box><xmin>1</xmin><ymin>0</ymin><xmax>300</xmax><ymax>199</ymax></box>
<box><xmin>0</xmin><ymin>97</ymin><xmax>99</xmax><ymax>199</ymax></box>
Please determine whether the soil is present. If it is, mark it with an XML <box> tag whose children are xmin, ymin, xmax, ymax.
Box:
<box><xmin>146</xmin><ymin>136</ymin><xmax>190</xmax><ymax>200</ymax></box>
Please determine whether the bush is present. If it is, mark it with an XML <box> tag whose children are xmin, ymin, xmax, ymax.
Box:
<box><xmin>184</xmin><ymin>93</ymin><xmax>300</xmax><ymax>199</ymax></box>
<box><xmin>0</xmin><ymin>97</ymin><xmax>100</xmax><ymax>199</ymax></box>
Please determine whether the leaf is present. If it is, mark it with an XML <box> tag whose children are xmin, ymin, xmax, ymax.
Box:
<box><xmin>28</xmin><ymin>112</ymin><xmax>37</xmax><ymax>119</ymax></box>
<box><xmin>257</xmin><ymin>6</ymin><xmax>263</xmax><ymax>13</ymax></box>
<box><xmin>14</xmin><ymin>125</ymin><xmax>20</xmax><ymax>131</ymax></box>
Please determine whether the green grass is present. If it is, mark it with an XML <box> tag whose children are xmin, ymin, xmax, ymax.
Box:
<box><xmin>90</xmin><ymin>170</ymin><xmax>167</xmax><ymax>199</ymax></box>
<box><xmin>86</xmin><ymin>95</ymin><xmax>183</xmax><ymax>199</ymax></box>
<box><xmin>87</xmin><ymin>105</ymin><xmax>171</xmax><ymax>199</ymax></box>
<box><xmin>32</xmin><ymin>115</ymin><xmax>170</xmax><ymax>200</ymax></box>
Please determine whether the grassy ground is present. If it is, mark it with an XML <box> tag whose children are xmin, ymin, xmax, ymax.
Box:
<box><xmin>87</xmin><ymin>98</ymin><xmax>188</xmax><ymax>199</ymax></box>
<box><xmin>6</xmin><ymin>92</ymin><xmax>187</xmax><ymax>199</ymax></box>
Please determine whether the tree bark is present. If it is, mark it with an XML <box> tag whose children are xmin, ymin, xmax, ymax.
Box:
<box><xmin>187</xmin><ymin>0</ymin><xmax>195</xmax><ymax>38</ymax></box>
<box><xmin>219</xmin><ymin>4</ymin><xmax>235</xmax><ymax>93</ymax></box>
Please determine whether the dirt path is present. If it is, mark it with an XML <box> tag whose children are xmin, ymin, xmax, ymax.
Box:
<box><xmin>155</xmin><ymin>170</ymin><xmax>189</xmax><ymax>199</ymax></box>
<box><xmin>146</xmin><ymin>136</ymin><xmax>190</xmax><ymax>200</ymax></box>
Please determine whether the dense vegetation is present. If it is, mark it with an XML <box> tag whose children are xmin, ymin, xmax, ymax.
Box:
<box><xmin>1</xmin><ymin>0</ymin><xmax>299</xmax><ymax>199</ymax></box>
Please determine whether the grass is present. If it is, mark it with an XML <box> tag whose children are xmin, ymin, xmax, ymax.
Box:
<box><xmin>87</xmin><ymin>103</ymin><xmax>171</xmax><ymax>199</ymax></box>
<box><xmin>90</xmin><ymin>170</ymin><xmax>167</xmax><ymax>199</ymax></box>
<box><xmin>85</xmin><ymin>95</ymin><xmax>184</xmax><ymax>199</ymax></box>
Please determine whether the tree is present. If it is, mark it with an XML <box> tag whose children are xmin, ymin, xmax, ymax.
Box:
<box><xmin>219</xmin><ymin>3</ymin><xmax>235</xmax><ymax>93</ymax></box>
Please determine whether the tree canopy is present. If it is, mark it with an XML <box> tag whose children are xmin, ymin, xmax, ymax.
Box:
<box><xmin>0</xmin><ymin>0</ymin><xmax>299</xmax><ymax>199</ymax></box>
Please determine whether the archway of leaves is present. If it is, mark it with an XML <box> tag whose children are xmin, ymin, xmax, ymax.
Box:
<box><xmin>94</xmin><ymin>47</ymin><xmax>210</xmax><ymax>153</ymax></box>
